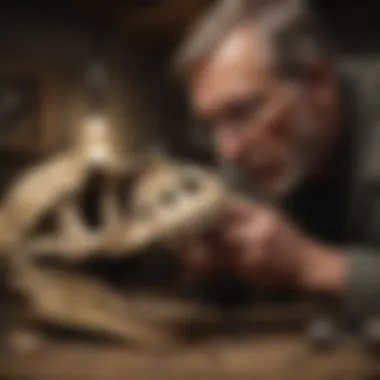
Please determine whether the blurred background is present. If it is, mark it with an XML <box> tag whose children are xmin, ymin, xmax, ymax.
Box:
<box><xmin>0</xmin><ymin>0</ymin><xmax>380</xmax><ymax>379</ymax></box>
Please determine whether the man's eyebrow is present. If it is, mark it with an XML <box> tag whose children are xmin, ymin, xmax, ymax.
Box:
<box><xmin>221</xmin><ymin>91</ymin><xmax>265</xmax><ymax>112</ymax></box>
<box><xmin>194</xmin><ymin>91</ymin><xmax>266</xmax><ymax>128</ymax></box>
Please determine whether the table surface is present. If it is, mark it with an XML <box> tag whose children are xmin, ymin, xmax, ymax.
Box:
<box><xmin>2</xmin><ymin>298</ymin><xmax>380</xmax><ymax>380</ymax></box>
<box><xmin>1</xmin><ymin>334</ymin><xmax>380</xmax><ymax>380</ymax></box>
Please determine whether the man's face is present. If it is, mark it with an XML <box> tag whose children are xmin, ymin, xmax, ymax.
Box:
<box><xmin>187</xmin><ymin>25</ymin><xmax>336</xmax><ymax>200</ymax></box>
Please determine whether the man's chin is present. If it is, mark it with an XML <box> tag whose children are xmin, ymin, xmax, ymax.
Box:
<box><xmin>253</xmin><ymin>172</ymin><xmax>304</xmax><ymax>203</ymax></box>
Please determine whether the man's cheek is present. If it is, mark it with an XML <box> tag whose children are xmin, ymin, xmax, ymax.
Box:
<box><xmin>292</xmin><ymin>100</ymin><xmax>319</xmax><ymax>143</ymax></box>
<box><xmin>269</xmin><ymin>97</ymin><xmax>299</xmax><ymax>142</ymax></box>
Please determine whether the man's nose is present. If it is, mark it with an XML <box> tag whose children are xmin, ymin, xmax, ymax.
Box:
<box><xmin>217</xmin><ymin>133</ymin><xmax>243</xmax><ymax>163</ymax></box>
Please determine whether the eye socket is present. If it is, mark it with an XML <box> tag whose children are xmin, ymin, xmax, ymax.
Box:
<box><xmin>221</xmin><ymin>93</ymin><xmax>266</xmax><ymax>130</ymax></box>
<box><xmin>159</xmin><ymin>189</ymin><xmax>177</xmax><ymax>206</ymax></box>
<box><xmin>181</xmin><ymin>174</ymin><xmax>201</xmax><ymax>194</ymax></box>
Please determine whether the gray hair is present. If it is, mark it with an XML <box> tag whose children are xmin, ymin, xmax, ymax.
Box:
<box><xmin>173</xmin><ymin>0</ymin><xmax>328</xmax><ymax>80</ymax></box>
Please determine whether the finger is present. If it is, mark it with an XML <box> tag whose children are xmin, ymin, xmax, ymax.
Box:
<box><xmin>223</xmin><ymin>224</ymin><xmax>251</xmax><ymax>246</ymax></box>
<box><xmin>226</xmin><ymin>196</ymin><xmax>265</xmax><ymax>224</ymax></box>
<box><xmin>227</xmin><ymin>208</ymin><xmax>276</xmax><ymax>244</ymax></box>
<box><xmin>223</xmin><ymin>219</ymin><xmax>260</xmax><ymax>246</ymax></box>
<box><xmin>228</xmin><ymin>196</ymin><xmax>254</xmax><ymax>216</ymax></box>
<box><xmin>223</xmin><ymin>216</ymin><xmax>276</xmax><ymax>277</ymax></box>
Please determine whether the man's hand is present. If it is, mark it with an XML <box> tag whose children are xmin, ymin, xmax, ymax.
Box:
<box><xmin>179</xmin><ymin>198</ymin><xmax>347</xmax><ymax>294</ymax></box>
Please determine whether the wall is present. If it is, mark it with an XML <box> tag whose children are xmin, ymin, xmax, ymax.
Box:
<box><xmin>0</xmin><ymin>9</ymin><xmax>167</xmax><ymax>195</ymax></box>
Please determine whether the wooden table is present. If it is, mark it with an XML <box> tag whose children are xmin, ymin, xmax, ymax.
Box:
<box><xmin>1</xmin><ymin>298</ymin><xmax>380</xmax><ymax>380</ymax></box>
<box><xmin>1</xmin><ymin>334</ymin><xmax>380</xmax><ymax>380</ymax></box>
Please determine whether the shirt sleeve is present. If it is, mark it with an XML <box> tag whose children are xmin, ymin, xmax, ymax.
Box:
<box><xmin>343</xmin><ymin>247</ymin><xmax>380</xmax><ymax>321</ymax></box>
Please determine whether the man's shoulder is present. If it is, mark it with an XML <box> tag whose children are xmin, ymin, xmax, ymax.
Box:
<box><xmin>338</xmin><ymin>58</ymin><xmax>380</xmax><ymax>183</ymax></box>
<box><xmin>338</xmin><ymin>58</ymin><xmax>380</xmax><ymax>241</ymax></box>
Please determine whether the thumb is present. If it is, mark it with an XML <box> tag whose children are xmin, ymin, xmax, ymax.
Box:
<box><xmin>227</xmin><ymin>195</ymin><xmax>259</xmax><ymax>221</ymax></box>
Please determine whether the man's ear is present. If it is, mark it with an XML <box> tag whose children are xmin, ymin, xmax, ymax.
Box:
<box><xmin>301</xmin><ymin>53</ymin><xmax>337</xmax><ymax>108</ymax></box>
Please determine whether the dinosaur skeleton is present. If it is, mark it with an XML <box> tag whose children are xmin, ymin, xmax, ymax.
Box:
<box><xmin>9</xmin><ymin>156</ymin><xmax>228</xmax><ymax>263</ymax></box>
<box><xmin>1</xmin><ymin>61</ymin><xmax>230</xmax><ymax>349</ymax></box>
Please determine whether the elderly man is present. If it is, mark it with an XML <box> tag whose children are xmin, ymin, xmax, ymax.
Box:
<box><xmin>172</xmin><ymin>0</ymin><xmax>380</xmax><ymax>337</ymax></box>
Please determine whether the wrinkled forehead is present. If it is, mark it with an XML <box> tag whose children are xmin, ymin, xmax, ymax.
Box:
<box><xmin>188</xmin><ymin>25</ymin><xmax>275</xmax><ymax>115</ymax></box>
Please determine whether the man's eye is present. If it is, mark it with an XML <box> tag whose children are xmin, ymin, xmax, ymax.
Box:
<box><xmin>226</xmin><ymin>103</ymin><xmax>254</xmax><ymax>124</ymax></box>
<box><xmin>223</xmin><ymin>97</ymin><xmax>263</xmax><ymax>127</ymax></box>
